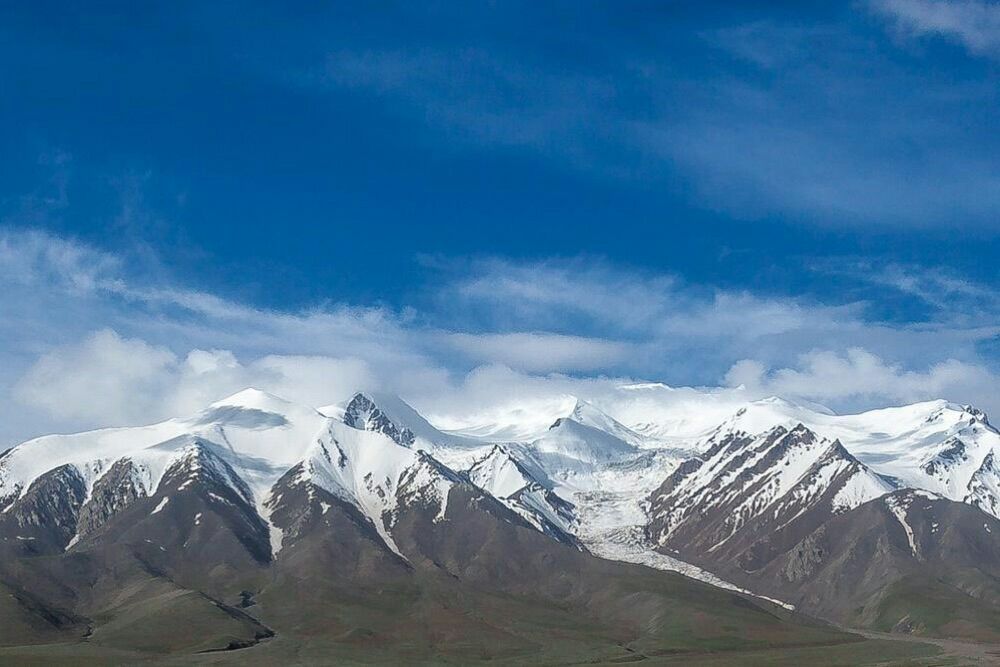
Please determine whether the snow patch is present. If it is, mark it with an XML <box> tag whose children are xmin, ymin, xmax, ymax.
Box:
<box><xmin>150</xmin><ymin>497</ymin><xmax>169</xmax><ymax>514</ymax></box>
<box><xmin>268</xmin><ymin>522</ymin><xmax>283</xmax><ymax>556</ymax></box>
<box><xmin>832</xmin><ymin>469</ymin><xmax>894</xmax><ymax>512</ymax></box>
<box><xmin>207</xmin><ymin>491</ymin><xmax>234</xmax><ymax>506</ymax></box>
<box><xmin>584</xmin><ymin>525</ymin><xmax>794</xmax><ymax>610</ymax></box>
<box><xmin>885</xmin><ymin>495</ymin><xmax>919</xmax><ymax>559</ymax></box>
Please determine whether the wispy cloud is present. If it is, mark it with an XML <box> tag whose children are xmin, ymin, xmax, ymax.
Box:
<box><xmin>851</xmin><ymin>262</ymin><xmax>999</xmax><ymax>319</ymax></box>
<box><xmin>320</xmin><ymin>47</ymin><xmax>631</xmax><ymax>179</ymax></box>
<box><xmin>445</xmin><ymin>332</ymin><xmax>629</xmax><ymax>373</ymax></box>
<box><xmin>2</xmin><ymin>227</ymin><xmax>998</xmax><ymax>444</ymax></box>
<box><xmin>726</xmin><ymin>349</ymin><xmax>997</xmax><ymax>408</ymax></box>
<box><xmin>871</xmin><ymin>0</ymin><xmax>1000</xmax><ymax>58</ymax></box>
<box><xmin>310</xmin><ymin>15</ymin><xmax>1000</xmax><ymax>228</ymax></box>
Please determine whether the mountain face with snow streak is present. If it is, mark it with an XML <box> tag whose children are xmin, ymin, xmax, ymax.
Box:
<box><xmin>4</xmin><ymin>385</ymin><xmax>1000</xmax><ymax>653</ymax></box>
<box><xmin>0</xmin><ymin>388</ymin><xmax>862</xmax><ymax>660</ymax></box>
<box><xmin>740</xmin><ymin>488</ymin><xmax>1000</xmax><ymax>635</ymax></box>
<box><xmin>466</xmin><ymin>444</ymin><xmax>578</xmax><ymax>544</ymax></box>
<box><xmin>0</xmin><ymin>389</ymin><xmax>484</xmax><ymax>564</ymax></box>
<box><xmin>647</xmin><ymin>424</ymin><xmax>894</xmax><ymax>568</ymax></box>
<box><xmin>643</xmin><ymin>415</ymin><xmax>1000</xmax><ymax>637</ymax></box>
<box><xmin>340</xmin><ymin>391</ymin><xmax>417</xmax><ymax>447</ymax></box>
<box><xmin>692</xmin><ymin>397</ymin><xmax>1000</xmax><ymax>519</ymax></box>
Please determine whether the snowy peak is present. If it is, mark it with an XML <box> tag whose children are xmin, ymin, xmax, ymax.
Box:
<box><xmin>962</xmin><ymin>404</ymin><xmax>991</xmax><ymax>426</ymax></box>
<box><xmin>158</xmin><ymin>437</ymin><xmax>256</xmax><ymax>507</ymax></box>
<box><xmin>648</xmin><ymin>424</ymin><xmax>892</xmax><ymax>553</ymax></box>
<box><xmin>567</xmin><ymin>399</ymin><xmax>650</xmax><ymax>447</ymax></box>
<box><xmin>282</xmin><ymin>419</ymin><xmax>479</xmax><ymax>556</ymax></box>
<box><xmin>533</xmin><ymin>416</ymin><xmax>637</xmax><ymax>470</ymax></box>
<box><xmin>844</xmin><ymin>401</ymin><xmax>1000</xmax><ymax>514</ymax></box>
<box><xmin>342</xmin><ymin>392</ymin><xmax>417</xmax><ymax>447</ymax></box>
<box><xmin>927</xmin><ymin>401</ymin><xmax>991</xmax><ymax>428</ymax></box>
<box><xmin>467</xmin><ymin>445</ymin><xmax>541</xmax><ymax>499</ymax></box>
<box><xmin>466</xmin><ymin>445</ymin><xmax>577</xmax><ymax>544</ymax></box>
<box><xmin>698</xmin><ymin>401</ymin><xmax>817</xmax><ymax>449</ymax></box>
<box><xmin>210</xmin><ymin>387</ymin><xmax>293</xmax><ymax>412</ymax></box>
<box><xmin>201</xmin><ymin>387</ymin><xmax>322</xmax><ymax>429</ymax></box>
<box><xmin>684</xmin><ymin>397</ymin><xmax>1000</xmax><ymax>521</ymax></box>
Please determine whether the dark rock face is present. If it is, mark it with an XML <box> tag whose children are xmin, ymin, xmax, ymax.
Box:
<box><xmin>754</xmin><ymin>490</ymin><xmax>1000</xmax><ymax>629</ymax></box>
<box><xmin>646</xmin><ymin>428</ymin><xmax>1000</xmax><ymax>641</ymax></box>
<box><xmin>466</xmin><ymin>445</ymin><xmax>579</xmax><ymax>547</ymax></box>
<box><xmin>150</xmin><ymin>441</ymin><xmax>273</xmax><ymax>567</ymax></box>
<box><xmin>263</xmin><ymin>465</ymin><xmax>411</xmax><ymax>583</ymax></box>
<box><xmin>921</xmin><ymin>437</ymin><xmax>968</xmax><ymax>477</ymax></box>
<box><xmin>255</xmin><ymin>471</ymin><xmax>843</xmax><ymax>662</ymax></box>
<box><xmin>647</xmin><ymin>424</ymin><xmax>885</xmax><ymax>573</ymax></box>
<box><xmin>76</xmin><ymin>458</ymin><xmax>146</xmax><ymax>540</ymax></box>
<box><xmin>0</xmin><ymin>445</ymin><xmax>874</xmax><ymax>660</ymax></box>
<box><xmin>780</xmin><ymin>527</ymin><xmax>826</xmax><ymax>583</ymax></box>
<box><xmin>4</xmin><ymin>464</ymin><xmax>86</xmax><ymax>551</ymax></box>
<box><xmin>342</xmin><ymin>393</ymin><xmax>415</xmax><ymax>447</ymax></box>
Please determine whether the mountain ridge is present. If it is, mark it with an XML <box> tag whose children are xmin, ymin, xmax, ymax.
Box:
<box><xmin>3</xmin><ymin>385</ymin><xmax>1000</xmax><ymax>658</ymax></box>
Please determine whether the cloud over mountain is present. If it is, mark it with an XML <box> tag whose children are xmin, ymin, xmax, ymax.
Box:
<box><xmin>2</xmin><ymin>227</ymin><xmax>997</xmax><ymax>444</ymax></box>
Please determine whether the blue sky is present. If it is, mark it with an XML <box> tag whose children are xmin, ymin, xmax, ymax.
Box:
<box><xmin>1</xmin><ymin>1</ymin><xmax>998</xmax><ymax>444</ymax></box>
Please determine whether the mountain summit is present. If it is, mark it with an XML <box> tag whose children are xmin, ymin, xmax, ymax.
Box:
<box><xmin>2</xmin><ymin>386</ymin><xmax>1000</xmax><ymax>658</ymax></box>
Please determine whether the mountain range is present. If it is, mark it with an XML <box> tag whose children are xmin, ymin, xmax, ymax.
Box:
<box><xmin>1</xmin><ymin>384</ymin><xmax>999</xmax><ymax>663</ymax></box>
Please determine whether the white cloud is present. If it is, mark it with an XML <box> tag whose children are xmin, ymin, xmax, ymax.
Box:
<box><xmin>14</xmin><ymin>330</ymin><xmax>178</xmax><ymax>426</ymax></box>
<box><xmin>311</xmin><ymin>26</ymin><xmax>1000</xmax><ymax>228</ymax></box>
<box><xmin>439</xmin><ymin>258</ymin><xmax>998</xmax><ymax>378</ymax></box>
<box><xmin>0</xmin><ymin>227</ymin><xmax>121</xmax><ymax>293</ymax></box>
<box><xmin>871</xmin><ymin>0</ymin><xmax>1000</xmax><ymax>58</ymax></box>
<box><xmin>726</xmin><ymin>348</ymin><xmax>999</xmax><ymax>411</ymax></box>
<box><xmin>446</xmin><ymin>332</ymin><xmax>629</xmax><ymax>372</ymax></box>
<box><xmin>1</xmin><ymin>228</ymin><xmax>998</xmax><ymax>443</ymax></box>
<box><xmin>12</xmin><ymin>330</ymin><xmax>382</xmax><ymax>429</ymax></box>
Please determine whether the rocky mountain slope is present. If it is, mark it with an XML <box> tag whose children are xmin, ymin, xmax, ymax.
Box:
<box><xmin>647</xmin><ymin>424</ymin><xmax>894</xmax><ymax>568</ymax></box>
<box><xmin>0</xmin><ymin>388</ymin><xmax>864</xmax><ymax>662</ymax></box>
<box><xmin>2</xmin><ymin>384</ymin><xmax>1000</xmax><ymax>659</ymax></box>
<box><xmin>644</xmin><ymin>411</ymin><xmax>1000</xmax><ymax>641</ymax></box>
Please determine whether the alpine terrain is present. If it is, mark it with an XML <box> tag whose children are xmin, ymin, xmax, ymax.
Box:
<box><xmin>0</xmin><ymin>385</ymin><xmax>998</xmax><ymax>664</ymax></box>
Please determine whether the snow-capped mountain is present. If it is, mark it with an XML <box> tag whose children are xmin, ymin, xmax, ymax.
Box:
<box><xmin>634</xmin><ymin>412</ymin><xmax>1000</xmax><ymax>634</ymax></box>
<box><xmin>466</xmin><ymin>444</ymin><xmax>578</xmax><ymax>544</ymax></box>
<box><xmin>8</xmin><ymin>386</ymin><xmax>998</xmax><ymax>578</ymax></box>
<box><xmin>687</xmin><ymin>397</ymin><xmax>1000</xmax><ymax>519</ymax></box>
<box><xmin>0</xmin><ymin>389</ymin><xmax>495</xmax><ymax>561</ymax></box>
<box><xmin>565</xmin><ymin>399</ymin><xmax>653</xmax><ymax>448</ymax></box>
<box><xmin>647</xmin><ymin>424</ymin><xmax>894</xmax><ymax>561</ymax></box>
<box><xmin>339</xmin><ymin>391</ymin><xmax>417</xmax><ymax>447</ymax></box>
<box><xmin>2</xmin><ymin>386</ymin><xmax>857</xmax><ymax>658</ymax></box>
<box><xmin>4</xmin><ymin>383</ymin><xmax>1000</xmax><ymax>648</ymax></box>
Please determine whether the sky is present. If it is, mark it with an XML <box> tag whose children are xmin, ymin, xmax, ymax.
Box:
<box><xmin>1</xmin><ymin>1</ymin><xmax>998</xmax><ymax>445</ymax></box>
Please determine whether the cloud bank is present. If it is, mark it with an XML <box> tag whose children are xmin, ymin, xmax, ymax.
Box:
<box><xmin>311</xmin><ymin>7</ymin><xmax>1000</xmax><ymax>228</ymax></box>
<box><xmin>1</xmin><ymin>226</ymin><xmax>997</xmax><ymax>446</ymax></box>
<box><xmin>871</xmin><ymin>0</ymin><xmax>1000</xmax><ymax>58</ymax></box>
